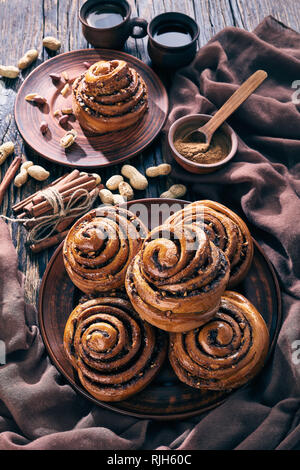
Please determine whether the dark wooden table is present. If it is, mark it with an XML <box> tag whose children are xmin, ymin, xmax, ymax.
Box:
<box><xmin>0</xmin><ymin>0</ymin><xmax>299</xmax><ymax>307</ymax></box>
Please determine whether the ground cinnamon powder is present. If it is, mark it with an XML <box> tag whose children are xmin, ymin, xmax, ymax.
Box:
<box><xmin>174</xmin><ymin>128</ymin><xmax>231</xmax><ymax>164</ymax></box>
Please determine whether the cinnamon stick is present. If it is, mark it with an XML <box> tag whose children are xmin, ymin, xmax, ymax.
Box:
<box><xmin>24</xmin><ymin>172</ymin><xmax>94</xmax><ymax>214</ymax></box>
<box><xmin>53</xmin><ymin>169</ymin><xmax>80</xmax><ymax>191</ymax></box>
<box><xmin>23</xmin><ymin>170</ymin><xmax>81</xmax><ymax>213</ymax></box>
<box><xmin>12</xmin><ymin>173</ymin><xmax>68</xmax><ymax>213</ymax></box>
<box><xmin>13</xmin><ymin>171</ymin><xmax>98</xmax><ymax>215</ymax></box>
<box><xmin>55</xmin><ymin>187</ymin><xmax>100</xmax><ymax>232</ymax></box>
<box><xmin>29</xmin><ymin>230</ymin><xmax>69</xmax><ymax>253</ymax></box>
<box><xmin>12</xmin><ymin>171</ymin><xmax>82</xmax><ymax>213</ymax></box>
<box><xmin>55</xmin><ymin>215</ymin><xmax>77</xmax><ymax>233</ymax></box>
<box><xmin>31</xmin><ymin>169</ymin><xmax>81</xmax><ymax>206</ymax></box>
<box><xmin>29</xmin><ymin>179</ymin><xmax>99</xmax><ymax>218</ymax></box>
<box><xmin>23</xmin><ymin>186</ymin><xmax>102</xmax><ymax>231</ymax></box>
<box><xmin>0</xmin><ymin>157</ymin><xmax>22</xmax><ymax>206</ymax></box>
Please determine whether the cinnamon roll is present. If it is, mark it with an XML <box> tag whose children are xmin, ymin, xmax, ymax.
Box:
<box><xmin>72</xmin><ymin>59</ymin><xmax>148</xmax><ymax>134</ymax></box>
<box><xmin>125</xmin><ymin>222</ymin><xmax>230</xmax><ymax>333</ymax></box>
<box><xmin>63</xmin><ymin>206</ymin><xmax>148</xmax><ymax>295</ymax></box>
<box><xmin>169</xmin><ymin>291</ymin><xmax>269</xmax><ymax>391</ymax></box>
<box><xmin>165</xmin><ymin>200</ymin><xmax>254</xmax><ymax>288</ymax></box>
<box><xmin>63</xmin><ymin>297</ymin><xmax>167</xmax><ymax>402</ymax></box>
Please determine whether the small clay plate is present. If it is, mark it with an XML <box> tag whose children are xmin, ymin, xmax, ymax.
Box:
<box><xmin>38</xmin><ymin>199</ymin><xmax>282</xmax><ymax>420</ymax></box>
<box><xmin>14</xmin><ymin>49</ymin><xmax>168</xmax><ymax>168</ymax></box>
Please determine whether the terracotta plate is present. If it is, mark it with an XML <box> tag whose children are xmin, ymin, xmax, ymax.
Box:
<box><xmin>38</xmin><ymin>199</ymin><xmax>282</xmax><ymax>420</ymax></box>
<box><xmin>14</xmin><ymin>49</ymin><xmax>168</xmax><ymax>168</ymax></box>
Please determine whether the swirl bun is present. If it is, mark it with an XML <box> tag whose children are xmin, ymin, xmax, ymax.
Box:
<box><xmin>169</xmin><ymin>291</ymin><xmax>269</xmax><ymax>391</ymax></box>
<box><xmin>165</xmin><ymin>200</ymin><xmax>254</xmax><ymax>288</ymax></box>
<box><xmin>63</xmin><ymin>297</ymin><xmax>167</xmax><ymax>402</ymax></box>
<box><xmin>125</xmin><ymin>222</ymin><xmax>230</xmax><ymax>332</ymax></box>
<box><xmin>63</xmin><ymin>206</ymin><xmax>148</xmax><ymax>295</ymax></box>
<box><xmin>72</xmin><ymin>59</ymin><xmax>148</xmax><ymax>134</ymax></box>
<box><xmin>85</xmin><ymin>60</ymin><xmax>129</xmax><ymax>91</ymax></box>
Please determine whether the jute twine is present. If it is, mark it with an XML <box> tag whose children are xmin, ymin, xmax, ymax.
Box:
<box><xmin>0</xmin><ymin>186</ymin><xmax>98</xmax><ymax>244</ymax></box>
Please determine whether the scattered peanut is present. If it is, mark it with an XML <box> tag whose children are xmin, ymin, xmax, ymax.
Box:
<box><xmin>25</xmin><ymin>93</ymin><xmax>47</xmax><ymax>104</ymax></box>
<box><xmin>61</xmin><ymin>83</ymin><xmax>70</xmax><ymax>96</ymax></box>
<box><xmin>60</xmin><ymin>129</ymin><xmax>77</xmax><ymax>148</ymax></box>
<box><xmin>61</xmin><ymin>71</ymin><xmax>69</xmax><ymax>81</ymax></box>
<box><xmin>39</xmin><ymin>120</ymin><xmax>49</xmax><ymax>134</ymax></box>
<box><xmin>18</xmin><ymin>49</ymin><xmax>38</xmax><ymax>70</ymax></box>
<box><xmin>14</xmin><ymin>169</ymin><xmax>28</xmax><ymax>187</ymax></box>
<box><xmin>0</xmin><ymin>141</ymin><xmax>14</xmax><ymax>165</ymax></box>
<box><xmin>146</xmin><ymin>163</ymin><xmax>172</xmax><ymax>177</ymax></box>
<box><xmin>33</xmin><ymin>95</ymin><xmax>47</xmax><ymax>104</ymax></box>
<box><xmin>160</xmin><ymin>184</ymin><xmax>187</xmax><ymax>199</ymax></box>
<box><xmin>53</xmin><ymin>109</ymin><xmax>61</xmax><ymax>117</ymax></box>
<box><xmin>121</xmin><ymin>164</ymin><xmax>148</xmax><ymax>190</ymax></box>
<box><xmin>99</xmin><ymin>188</ymin><xmax>126</xmax><ymax>205</ymax></box>
<box><xmin>27</xmin><ymin>165</ymin><xmax>50</xmax><ymax>181</ymax></box>
<box><xmin>13</xmin><ymin>161</ymin><xmax>34</xmax><ymax>188</ymax></box>
<box><xmin>49</xmin><ymin>72</ymin><xmax>61</xmax><ymax>82</ymax></box>
<box><xmin>0</xmin><ymin>65</ymin><xmax>19</xmax><ymax>79</ymax></box>
<box><xmin>43</xmin><ymin>36</ymin><xmax>61</xmax><ymax>51</ymax></box>
<box><xmin>21</xmin><ymin>161</ymin><xmax>34</xmax><ymax>171</ymax></box>
<box><xmin>61</xmin><ymin>107</ymin><xmax>73</xmax><ymax>115</ymax></box>
<box><xmin>113</xmin><ymin>194</ymin><xmax>126</xmax><ymax>205</ymax></box>
<box><xmin>25</xmin><ymin>93</ymin><xmax>37</xmax><ymax>101</ymax></box>
<box><xmin>14</xmin><ymin>160</ymin><xmax>50</xmax><ymax>187</ymax></box>
<box><xmin>118</xmin><ymin>181</ymin><xmax>134</xmax><ymax>201</ymax></box>
<box><xmin>106</xmin><ymin>174</ymin><xmax>124</xmax><ymax>191</ymax></box>
<box><xmin>99</xmin><ymin>188</ymin><xmax>114</xmax><ymax>205</ymax></box>
<box><xmin>91</xmin><ymin>173</ymin><xmax>101</xmax><ymax>185</ymax></box>
<box><xmin>58</xmin><ymin>114</ymin><xmax>69</xmax><ymax>126</ymax></box>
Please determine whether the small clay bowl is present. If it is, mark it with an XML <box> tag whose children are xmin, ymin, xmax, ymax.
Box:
<box><xmin>168</xmin><ymin>114</ymin><xmax>238</xmax><ymax>174</ymax></box>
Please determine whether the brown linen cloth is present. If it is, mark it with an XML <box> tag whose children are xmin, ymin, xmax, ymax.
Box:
<box><xmin>0</xmin><ymin>16</ymin><xmax>300</xmax><ymax>450</ymax></box>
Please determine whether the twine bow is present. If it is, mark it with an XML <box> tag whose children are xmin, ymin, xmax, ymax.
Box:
<box><xmin>1</xmin><ymin>186</ymin><xmax>98</xmax><ymax>244</ymax></box>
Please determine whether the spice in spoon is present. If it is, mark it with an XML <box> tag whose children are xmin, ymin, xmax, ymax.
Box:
<box><xmin>174</xmin><ymin>128</ymin><xmax>231</xmax><ymax>165</ymax></box>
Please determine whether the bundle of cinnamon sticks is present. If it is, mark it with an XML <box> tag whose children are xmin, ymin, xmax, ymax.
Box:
<box><xmin>12</xmin><ymin>169</ymin><xmax>103</xmax><ymax>253</ymax></box>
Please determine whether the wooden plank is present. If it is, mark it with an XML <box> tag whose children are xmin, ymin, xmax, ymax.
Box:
<box><xmin>121</xmin><ymin>0</ymin><xmax>164</xmax><ymax>201</ymax></box>
<box><xmin>229</xmin><ymin>0</ymin><xmax>300</xmax><ymax>31</ymax></box>
<box><xmin>0</xmin><ymin>0</ymin><xmax>46</xmax><ymax>305</ymax></box>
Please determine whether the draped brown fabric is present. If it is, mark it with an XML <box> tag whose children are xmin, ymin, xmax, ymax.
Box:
<box><xmin>0</xmin><ymin>16</ymin><xmax>300</xmax><ymax>450</ymax></box>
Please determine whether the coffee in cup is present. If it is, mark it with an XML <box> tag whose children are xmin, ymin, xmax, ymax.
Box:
<box><xmin>79</xmin><ymin>0</ymin><xmax>147</xmax><ymax>49</ymax></box>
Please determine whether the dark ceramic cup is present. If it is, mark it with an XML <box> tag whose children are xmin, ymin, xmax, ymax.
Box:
<box><xmin>79</xmin><ymin>0</ymin><xmax>148</xmax><ymax>49</ymax></box>
<box><xmin>147</xmin><ymin>12</ymin><xmax>200</xmax><ymax>69</ymax></box>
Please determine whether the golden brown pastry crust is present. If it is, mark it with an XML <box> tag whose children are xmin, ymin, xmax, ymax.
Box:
<box><xmin>169</xmin><ymin>291</ymin><xmax>269</xmax><ymax>391</ymax></box>
<box><xmin>165</xmin><ymin>200</ymin><xmax>254</xmax><ymax>288</ymax></box>
<box><xmin>63</xmin><ymin>297</ymin><xmax>167</xmax><ymax>402</ymax></box>
<box><xmin>63</xmin><ymin>206</ymin><xmax>148</xmax><ymax>295</ymax></box>
<box><xmin>125</xmin><ymin>222</ymin><xmax>230</xmax><ymax>333</ymax></box>
<box><xmin>72</xmin><ymin>59</ymin><xmax>148</xmax><ymax>134</ymax></box>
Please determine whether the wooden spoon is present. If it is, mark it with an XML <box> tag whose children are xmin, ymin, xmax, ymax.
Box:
<box><xmin>183</xmin><ymin>70</ymin><xmax>268</xmax><ymax>149</ymax></box>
